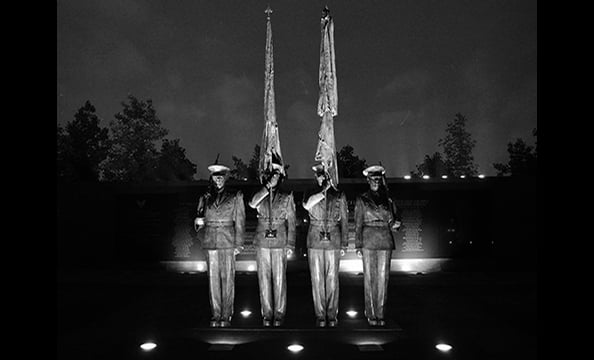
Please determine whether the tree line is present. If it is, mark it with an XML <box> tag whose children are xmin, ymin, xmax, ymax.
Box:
<box><xmin>57</xmin><ymin>96</ymin><xmax>536</xmax><ymax>182</ymax></box>
<box><xmin>57</xmin><ymin>95</ymin><xmax>196</xmax><ymax>182</ymax></box>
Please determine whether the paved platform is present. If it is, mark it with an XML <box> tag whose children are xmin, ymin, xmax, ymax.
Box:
<box><xmin>57</xmin><ymin>266</ymin><xmax>537</xmax><ymax>359</ymax></box>
<box><xmin>185</xmin><ymin>319</ymin><xmax>403</xmax><ymax>345</ymax></box>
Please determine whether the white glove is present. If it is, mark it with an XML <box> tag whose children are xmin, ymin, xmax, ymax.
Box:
<box><xmin>194</xmin><ymin>217</ymin><xmax>205</xmax><ymax>231</ymax></box>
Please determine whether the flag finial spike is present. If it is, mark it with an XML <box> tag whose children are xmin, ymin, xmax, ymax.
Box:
<box><xmin>265</xmin><ymin>5</ymin><xmax>273</xmax><ymax>19</ymax></box>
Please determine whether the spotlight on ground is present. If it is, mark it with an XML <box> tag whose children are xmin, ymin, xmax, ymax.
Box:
<box><xmin>441</xmin><ymin>175</ymin><xmax>448</xmax><ymax>179</ymax></box>
<box><xmin>404</xmin><ymin>175</ymin><xmax>411</xmax><ymax>180</ymax></box>
<box><xmin>346</xmin><ymin>310</ymin><xmax>358</xmax><ymax>317</ymax></box>
<box><xmin>460</xmin><ymin>175</ymin><xmax>466</xmax><ymax>178</ymax></box>
<box><xmin>422</xmin><ymin>175</ymin><xmax>430</xmax><ymax>179</ymax></box>
<box><xmin>287</xmin><ymin>344</ymin><xmax>304</xmax><ymax>353</ymax></box>
<box><xmin>140</xmin><ymin>342</ymin><xmax>157</xmax><ymax>351</ymax></box>
<box><xmin>240</xmin><ymin>310</ymin><xmax>251</xmax><ymax>317</ymax></box>
<box><xmin>478</xmin><ymin>174</ymin><xmax>485</xmax><ymax>178</ymax></box>
<box><xmin>435</xmin><ymin>343</ymin><xmax>453</xmax><ymax>352</ymax></box>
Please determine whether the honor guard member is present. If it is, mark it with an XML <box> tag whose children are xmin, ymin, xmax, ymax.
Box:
<box><xmin>354</xmin><ymin>165</ymin><xmax>401</xmax><ymax>327</ymax></box>
<box><xmin>194</xmin><ymin>164</ymin><xmax>246</xmax><ymax>327</ymax></box>
<box><xmin>302</xmin><ymin>164</ymin><xmax>349</xmax><ymax>327</ymax></box>
<box><xmin>248</xmin><ymin>162</ymin><xmax>296</xmax><ymax>327</ymax></box>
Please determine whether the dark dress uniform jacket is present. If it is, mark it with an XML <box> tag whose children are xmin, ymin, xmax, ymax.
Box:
<box><xmin>197</xmin><ymin>189</ymin><xmax>245</xmax><ymax>250</ymax></box>
<box><xmin>304</xmin><ymin>189</ymin><xmax>349</xmax><ymax>250</ymax></box>
<box><xmin>253</xmin><ymin>190</ymin><xmax>296</xmax><ymax>249</ymax></box>
<box><xmin>354</xmin><ymin>190</ymin><xmax>399</xmax><ymax>250</ymax></box>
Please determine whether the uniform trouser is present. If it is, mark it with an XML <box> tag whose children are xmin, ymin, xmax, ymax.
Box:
<box><xmin>206</xmin><ymin>249</ymin><xmax>235</xmax><ymax>321</ymax></box>
<box><xmin>362</xmin><ymin>249</ymin><xmax>392</xmax><ymax>320</ymax></box>
<box><xmin>308</xmin><ymin>248</ymin><xmax>340</xmax><ymax>320</ymax></box>
<box><xmin>256</xmin><ymin>248</ymin><xmax>287</xmax><ymax>320</ymax></box>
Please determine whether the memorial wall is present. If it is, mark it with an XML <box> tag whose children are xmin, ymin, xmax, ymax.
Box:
<box><xmin>57</xmin><ymin>176</ymin><xmax>538</xmax><ymax>269</ymax></box>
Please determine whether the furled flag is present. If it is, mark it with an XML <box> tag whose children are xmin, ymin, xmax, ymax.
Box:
<box><xmin>314</xmin><ymin>6</ymin><xmax>339</xmax><ymax>189</ymax></box>
<box><xmin>258</xmin><ymin>6</ymin><xmax>285</xmax><ymax>184</ymax></box>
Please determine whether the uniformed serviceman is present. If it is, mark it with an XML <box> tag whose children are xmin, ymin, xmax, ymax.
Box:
<box><xmin>248</xmin><ymin>162</ymin><xmax>296</xmax><ymax>327</ymax></box>
<box><xmin>354</xmin><ymin>165</ymin><xmax>401</xmax><ymax>327</ymax></box>
<box><xmin>302</xmin><ymin>164</ymin><xmax>349</xmax><ymax>327</ymax></box>
<box><xmin>194</xmin><ymin>164</ymin><xmax>245</xmax><ymax>327</ymax></box>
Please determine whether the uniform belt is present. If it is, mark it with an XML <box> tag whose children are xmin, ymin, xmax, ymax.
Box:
<box><xmin>206</xmin><ymin>220</ymin><xmax>234</xmax><ymax>227</ymax></box>
<box><xmin>257</xmin><ymin>219</ymin><xmax>285</xmax><ymax>225</ymax></box>
<box><xmin>309</xmin><ymin>220</ymin><xmax>339</xmax><ymax>226</ymax></box>
<box><xmin>363</xmin><ymin>221</ymin><xmax>389</xmax><ymax>227</ymax></box>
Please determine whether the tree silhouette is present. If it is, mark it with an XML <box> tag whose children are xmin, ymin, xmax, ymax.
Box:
<box><xmin>230</xmin><ymin>156</ymin><xmax>249</xmax><ymax>181</ymax></box>
<box><xmin>337</xmin><ymin>144</ymin><xmax>367</xmax><ymax>178</ymax></box>
<box><xmin>248</xmin><ymin>144</ymin><xmax>261</xmax><ymax>181</ymax></box>
<box><xmin>438</xmin><ymin>113</ymin><xmax>478</xmax><ymax>177</ymax></box>
<box><xmin>412</xmin><ymin>152</ymin><xmax>448</xmax><ymax>178</ymax></box>
<box><xmin>57</xmin><ymin>101</ymin><xmax>109</xmax><ymax>182</ymax></box>
<box><xmin>101</xmin><ymin>95</ymin><xmax>169</xmax><ymax>182</ymax></box>
<box><xmin>493</xmin><ymin>128</ymin><xmax>537</xmax><ymax>176</ymax></box>
<box><xmin>155</xmin><ymin>139</ymin><xmax>197</xmax><ymax>181</ymax></box>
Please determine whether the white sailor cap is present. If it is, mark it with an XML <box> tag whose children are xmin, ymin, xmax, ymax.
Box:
<box><xmin>207</xmin><ymin>164</ymin><xmax>230</xmax><ymax>175</ymax></box>
<box><xmin>362</xmin><ymin>165</ymin><xmax>386</xmax><ymax>177</ymax></box>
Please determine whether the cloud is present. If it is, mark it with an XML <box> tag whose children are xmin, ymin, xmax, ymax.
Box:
<box><xmin>157</xmin><ymin>101</ymin><xmax>207</xmax><ymax>126</ymax></box>
<box><xmin>459</xmin><ymin>48</ymin><xmax>536</xmax><ymax>173</ymax></box>
<box><xmin>376</xmin><ymin>69</ymin><xmax>432</xmax><ymax>102</ymax></box>
<box><xmin>214</xmin><ymin>74</ymin><xmax>259</xmax><ymax>110</ymax></box>
<box><xmin>68</xmin><ymin>0</ymin><xmax>151</xmax><ymax>26</ymax></box>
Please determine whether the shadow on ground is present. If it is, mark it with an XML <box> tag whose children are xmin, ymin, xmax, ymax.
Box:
<box><xmin>57</xmin><ymin>266</ymin><xmax>537</xmax><ymax>360</ymax></box>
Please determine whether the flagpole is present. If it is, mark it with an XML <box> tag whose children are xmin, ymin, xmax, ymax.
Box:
<box><xmin>269</xmin><ymin>182</ymin><xmax>273</xmax><ymax>232</ymax></box>
<box><xmin>263</xmin><ymin>5</ymin><xmax>276</xmax><ymax>234</ymax></box>
<box><xmin>315</xmin><ymin>6</ymin><xmax>338</xmax><ymax>240</ymax></box>
<box><xmin>323</xmin><ymin>188</ymin><xmax>328</xmax><ymax>235</ymax></box>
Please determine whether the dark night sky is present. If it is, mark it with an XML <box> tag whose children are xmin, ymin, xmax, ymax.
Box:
<box><xmin>57</xmin><ymin>0</ymin><xmax>537</xmax><ymax>180</ymax></box>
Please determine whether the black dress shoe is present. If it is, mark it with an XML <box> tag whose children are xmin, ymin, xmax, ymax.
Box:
<box><xmin>219</xmin><ymin>320</ymin><xmax>231</xmax><ymax>327</ymax></box>
<box><xmin>327</xmin><ymin>319</ymin><xmax>337</xmax><ymax>327</ymax></box>
<box><xmin>315</xmin><ymin>318</ymin><xmax>326</xmax><ymax>327</ymax></box>
<box><xmin>273</xmin><ymin>319</ymin><xmax>284</xmax><ymax>327</ymax></box>
<box><xmin>367</xmin><ymin>318</ymin><xmax>378</xmax><ymax>326</ymax></box>
<box><xmin>210</xmin><ymin>320</ymin><xmax>219</xmax><ymax>327</ymax></box>
<box><xmin>263</xmin><ymin>319</ymin><xmax>272</xmax><ymax>327</ymax></box>
<box><xmin>377</xmin><ymin>319</ymin><xmax>385</xmax><ymax>326</ymax></box>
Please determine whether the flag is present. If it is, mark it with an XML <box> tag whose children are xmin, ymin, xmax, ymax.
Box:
<box><xmin>314</xmin><ymin>7</ymin><xmax>339</xmax><ymax>189</ymax></box>
<box><xmin>258</xmin><ymin>6</ymin><xmax>285</xmax><ymax>183</ymax></box>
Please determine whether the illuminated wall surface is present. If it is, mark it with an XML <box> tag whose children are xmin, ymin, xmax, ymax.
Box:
<box><xmin>57</xmin><ymin>177</ymin><xmax>538</xmax><ymax>270</ymax></box>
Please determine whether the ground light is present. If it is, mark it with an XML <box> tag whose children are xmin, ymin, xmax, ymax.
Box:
<box><xmin>460</xmin><ymin>175</ymin><xmax>466</xmax><ymax>178</ymax></box>
<box><xmin>441</xmin><ymin>175</ymin><xmax>448</xmax><ymax>179</ymax></box>
<box><xmin>435</xmin><ymin>343</ymin><xmax>453</xmax><ymax>352</ymax></box>
<box><xmin>287</xmin><ymin>344</ymin><xmax>304</xmax><ymax>353</ymax></box>
<box><xmin>140</xmin><ymin>342</ymin><xmax>157</xmax><ymax>351</ymax></box>
<box><xmin>478</xmin><ymin>174</ymin><xmax>485</xmax><ymax>178</ymax></box>
<box><xmin>404</xmin><ymin>175</ymin><xmax>411</xmax><ymax>180</ymax></box>
<box><xmin>422</xmin><ymin>175</ymin><xmax>430</xmax><ymax>179</ymax></box>
<box><xmin>240</xmin><ymin>310</ymin><xmax>251</xmax><ymax>317</ymax></box>
<box><xmin>346</xmin><ymin>310</ymin><xmax>358</xmax><ymax>317</ymax></box>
